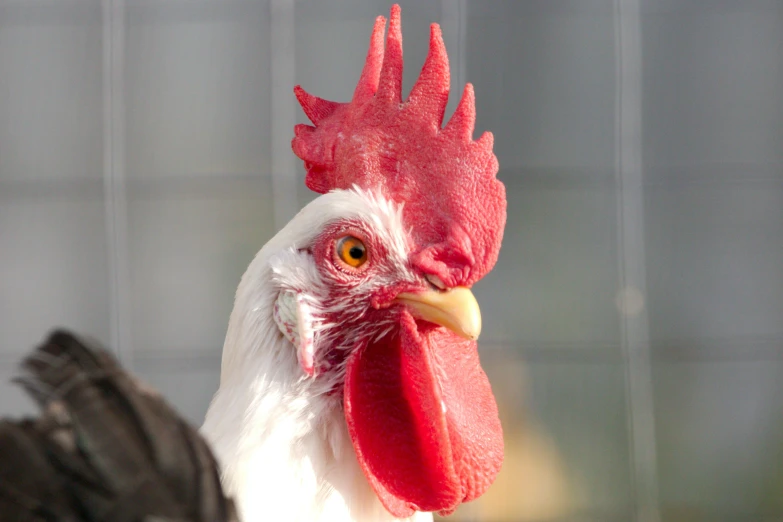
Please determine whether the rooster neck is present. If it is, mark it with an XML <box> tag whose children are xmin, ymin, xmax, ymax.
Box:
<box><xmin>202</xmin><ymin>334</ymin><xmax>429</xmax><ymax>522</ymax></box>
<box><xmin>200</xmin><ymin>189</ymin><xmax>432</xmax><ymax>522</ymax></box>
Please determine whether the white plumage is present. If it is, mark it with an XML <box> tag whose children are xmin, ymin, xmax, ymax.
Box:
<box><xmin>201</xmin><ymin>188</ymin><xmax>432</xmax><ymax>522</ymax></box>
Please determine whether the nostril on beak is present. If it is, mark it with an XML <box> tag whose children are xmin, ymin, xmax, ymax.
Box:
<box><xmin>425</xmin><ymin>274</ymin><xmax>446</xmax><ymax>291</ymax></box>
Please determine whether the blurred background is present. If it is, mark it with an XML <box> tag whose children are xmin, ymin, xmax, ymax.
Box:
<box><xmin>1</xmin><ymin>0</ymin><xmax>782</xmax><ymax>521</ymax></box>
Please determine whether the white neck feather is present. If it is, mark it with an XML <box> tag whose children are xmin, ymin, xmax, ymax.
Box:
<box><xmin>200</xmin><ymin>189</ymin><xmax>433</xmax><ymax>522</ymax></box>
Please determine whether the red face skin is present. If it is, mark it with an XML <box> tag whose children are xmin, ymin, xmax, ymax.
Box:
<box><xmin>305</xmin><ymin>220</ymin><xmax>420</xmax><ymax>375</ymax></box>
<box><xmin>306</xmin><ymin>218</ymin><xmax>504</xmax><ymax>518</ymax></box>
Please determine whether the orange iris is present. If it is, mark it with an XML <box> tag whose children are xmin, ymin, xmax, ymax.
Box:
<box><xmin>336</xmin><ymin>236</ymin><xmax>368</xmax><ymax>268</ymax></box>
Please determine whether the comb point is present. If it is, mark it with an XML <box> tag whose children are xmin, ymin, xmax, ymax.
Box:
<box><xmin>294</xmin><ymin>85</ymin><xmax>341</xmax><ymax>125</ymax></box>
<box><xmin>407</xmin><ymin>22</ymin><xmax>450</xmax><ymax>127</ymax></box>
<box><xmin>444</xmin><ymin>83</ymin><xmax>476</xmax><ymax>140</ymax></box>
<box><xmin>376</xmin><ymin>4</ymin><xmax>403</xmax><ymax>103</ymax></box>
<box><xmin>353</xmin><ymin>15</ymin><xmax>387</xmax><ymax>103</ymax></box>
<box><xmin>476</xmin><ymin>130</ymin><xmax>494</xmax><ymax>149</ymax></box>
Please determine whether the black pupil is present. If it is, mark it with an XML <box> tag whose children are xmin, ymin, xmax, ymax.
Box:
<box><xmin>349</xmin><ymin>245</ymin><xmax>364</xmax><ymax>260</ymax></box>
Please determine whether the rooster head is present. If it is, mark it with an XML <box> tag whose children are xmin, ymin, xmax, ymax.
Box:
<box><xmin>275</xmin><ymin>4</ymin><xmax>506</xmax><ymax>518</ymax></box>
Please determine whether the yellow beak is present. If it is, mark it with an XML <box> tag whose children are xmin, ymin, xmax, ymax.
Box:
<box><xmin>394</xmin><ymin>286</ymin><xmax>482</xmax><ymax>341</ymax></box>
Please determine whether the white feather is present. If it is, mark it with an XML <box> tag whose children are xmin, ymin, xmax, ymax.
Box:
<box><xmin>201</xmin><ymin>187</ymin><xmax>433</xmax><ymax>522</ymax></box>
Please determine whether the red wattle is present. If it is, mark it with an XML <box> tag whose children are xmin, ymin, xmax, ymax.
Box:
<box><xmin>344</xmin><ymin>311</ymin><xmax>504</xmax><ymax>517</ymax></box>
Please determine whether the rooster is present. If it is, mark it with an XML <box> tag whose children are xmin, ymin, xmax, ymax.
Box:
<box><xmin>200</xmin><ymin>5</ymin><xmax>507</xmax><ymax>522</ymax></box>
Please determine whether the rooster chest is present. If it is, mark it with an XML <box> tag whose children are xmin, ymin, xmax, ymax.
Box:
<box><xmin>203</xmin><ymin>380</ymin><xmax>432</xmax><ymax>522</ymax></box>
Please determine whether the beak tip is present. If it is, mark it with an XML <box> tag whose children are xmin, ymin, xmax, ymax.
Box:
<box><xmin>466</xmin><ymin>317</ymin><xmax>482</xmax><ymax>341</ymax></box>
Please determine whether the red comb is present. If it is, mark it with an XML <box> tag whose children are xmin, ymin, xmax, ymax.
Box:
<box><xmin>291</xmin><ymin>4</ymin><xmax>506</xmax><ymax>287</ymax></box>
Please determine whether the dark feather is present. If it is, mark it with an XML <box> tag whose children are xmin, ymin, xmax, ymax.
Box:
<box><xmin>0</xmin><ymin>330</ymin><xmax>239</xmax><ymax>522</ymax></box>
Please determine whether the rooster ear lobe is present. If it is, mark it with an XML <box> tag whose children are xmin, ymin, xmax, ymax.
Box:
<box><xmin>273</xmin><ymin>291</ymin><xmax>317</xmax><ymax>377</ymax></box>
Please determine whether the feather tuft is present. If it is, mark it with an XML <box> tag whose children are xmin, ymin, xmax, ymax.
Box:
<box><xmin>0</xmin><ymin>330</ymin><xmax>238</xmax><ymax>522</ymax></box>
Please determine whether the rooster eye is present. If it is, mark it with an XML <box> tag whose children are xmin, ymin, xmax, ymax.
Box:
<box><xmin>336</xmin><ymin>236</ymin><xmax>368</xmax><ymax>268</ymax></box>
